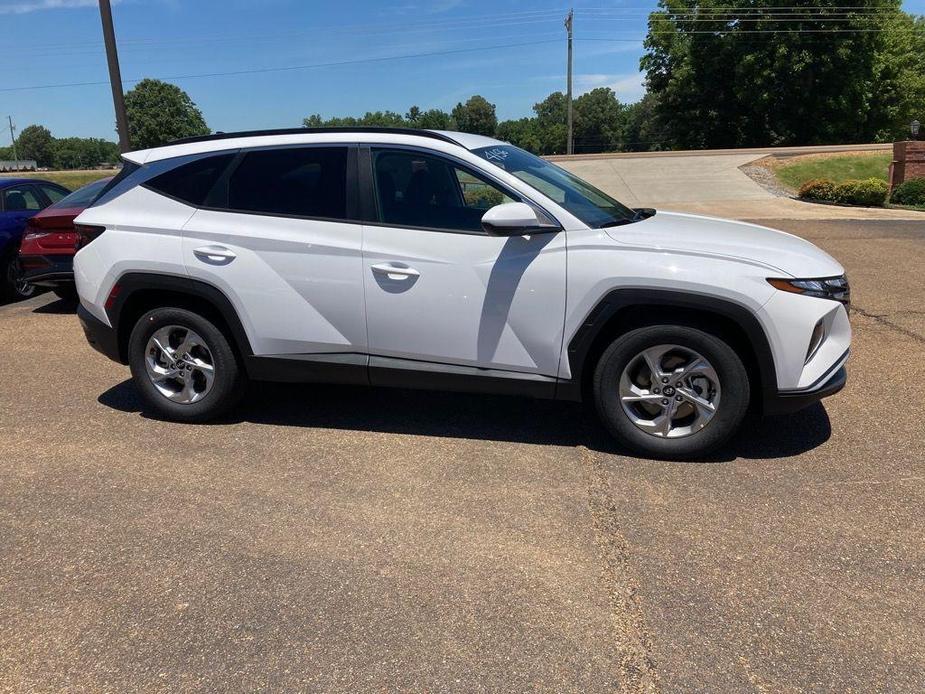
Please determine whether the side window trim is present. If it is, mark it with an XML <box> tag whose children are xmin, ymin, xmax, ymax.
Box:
<box><xmin>362</xmin><ymin>143</ymin><xmax>557</xmax><ymax>236</ymax></box>
<box><xmin>29</xmin><ymin>184</ymin><xmax>49</xmax><ymax>209</ymax></box>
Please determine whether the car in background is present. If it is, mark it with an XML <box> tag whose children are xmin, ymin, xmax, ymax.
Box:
<box><xmin>0</xmin><ymin>177</ymin><xmax>71</xmax><ymax>300</ymax></box>
<box><xmin>19</xmin><ymin>177</ymin><xmax>112</xmax><ymax>302</ymax></box>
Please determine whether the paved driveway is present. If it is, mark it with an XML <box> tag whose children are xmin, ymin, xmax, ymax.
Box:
<box><xmin>557</xmin><ymin>152</ymin><xmax>923</xmax><ymax>221</ymax></box>
<box><xmin>0</xmin><ymin>217</ymin><xmax>923</xmax><ymax>691</ymax></box>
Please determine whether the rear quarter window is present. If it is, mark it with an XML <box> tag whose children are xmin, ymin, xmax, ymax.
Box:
<box><xmin>146</xmin><ymin>153</ymin><xmax>236</xmax><ymax>206</ymax></box>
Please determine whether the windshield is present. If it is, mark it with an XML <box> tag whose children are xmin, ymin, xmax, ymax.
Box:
<box><xmin>48</xmin><ymin>176</ymin><xmax>112</xmax><ymax>211</ymax></box>
<box><xmin>472</xmin><ymin>144</ymin><xmax>637</xmax><ymax>228</ymax></box>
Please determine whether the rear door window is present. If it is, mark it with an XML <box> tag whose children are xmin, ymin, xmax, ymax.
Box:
<box><xmin>226</xmin><ymin>147</ymin><xmax>348</xmax><ymax>220</ymax></box>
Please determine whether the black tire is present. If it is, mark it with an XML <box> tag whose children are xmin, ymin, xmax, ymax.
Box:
<box><xmin>53</xmin><ymin>286</ymin><xmax>79</xmax><ymax>302</ymax></box>
<box><xmin>128</xmin><ymin>307</ymin><xmax>246</xmax><ymax>422</ymax></box>
<box><xmin>593</xmin><ymin>324</ymin><xmax>750</xmax><ymax>460</ymax></box>
<box><xmin>1</xmin><ymin>252</ymin><xmax>37</xmax><ymax>302</ymax></box>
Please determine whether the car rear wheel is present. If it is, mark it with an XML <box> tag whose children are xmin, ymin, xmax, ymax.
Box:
<box><xmin>128</xmin><ymin>307</ymin><xmax>246</xmax><ymax>422</ymax></box>
<box><xmin>2</xmin><ymin>253</ymin><xmax>37</xmax><ymax>301</ymax></box>
<box><xmin>593</xmin><ymin>325</ymin><xmax>750</xmax><ymax>460</ymax></box>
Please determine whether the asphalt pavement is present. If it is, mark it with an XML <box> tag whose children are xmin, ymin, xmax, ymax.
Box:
<box><xmin>0</xmin><ymin>218</ymin><xmax>922</xmax><ymax>692</ymax></box>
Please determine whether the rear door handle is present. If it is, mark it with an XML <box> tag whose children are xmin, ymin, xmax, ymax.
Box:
<box><xmin>371</xmin><ymin>262</ymin><xmax>420</xmax><ymax>279</ymax></box>
<box><xmin>193</xmin><ymin>245</ymin><xmax>236</xmax><ymax>265</ymax></box>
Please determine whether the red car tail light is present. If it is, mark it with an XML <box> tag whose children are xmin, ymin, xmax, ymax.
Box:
<box><xmin>75</xmin><ymin>224</ymin><xmax>106</xmax><ymax>249</ymax></box>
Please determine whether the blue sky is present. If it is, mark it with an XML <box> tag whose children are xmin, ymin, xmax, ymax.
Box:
<box><xmin>2</xmin><ymin>0</ymin><xmax>925</xmax><ymax>142</ymax></box>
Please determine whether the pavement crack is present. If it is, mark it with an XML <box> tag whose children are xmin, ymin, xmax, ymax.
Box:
<box><xmin>579</xmin><ymin>445</ymin><xmax>661</xmax><ymax>694</ymax></box>
<box><xmin>851</xmin><ymin>305</ymin><xmax>925</xmax><ymax>344</ymax></box>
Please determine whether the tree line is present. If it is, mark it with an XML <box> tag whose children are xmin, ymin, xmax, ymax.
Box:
<box><xmin>304</xmin><ymin>90</ymin><xmax>655</xmax><ymax>155</ymax></box>
<box><xmin>0</xmin><ymin>125</ymin><xmax>120</xmax><ymax>169</ymax></box>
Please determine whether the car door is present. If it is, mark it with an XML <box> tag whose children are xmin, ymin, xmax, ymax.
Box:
<box><xmin>361</xmin><ymin>146</ymin><xmax>566</xmax><ymax>378</ymax></box>
<box><xmin>180</xmin><ymin>145</ymin><xmax>367</xmax><ymax>357</ymax></box>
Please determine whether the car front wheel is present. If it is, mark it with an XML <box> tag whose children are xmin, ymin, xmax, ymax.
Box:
<box><xmin>593</xmin><ymin>325</ymin><xmax>750</xmax><ymax>460</ymax></box>
<box><xmin>128</xmin><ymin>307</ymin><xmax>246</xmax><ymax>422</ymax></box>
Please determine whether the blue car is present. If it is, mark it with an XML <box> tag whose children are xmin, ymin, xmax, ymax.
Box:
<box><xmin>0</xmin><ymin>177</ymin><xmax>70</xmax><ymax>300</ymax></box>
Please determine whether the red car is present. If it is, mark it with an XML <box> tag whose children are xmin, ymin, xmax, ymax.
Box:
<box><xmin>19</xmin><ymin>177</ymin><xmax>111</xmax><ymax>301</ymax></box>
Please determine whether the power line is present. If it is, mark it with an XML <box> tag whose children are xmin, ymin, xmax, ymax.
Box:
<box><xmin>0</xmin><ymin>8</ymin><xmax>571</xmax><ymax>52</ymax></box>
<box><xmin>0</xmin><ymin>38</ymin><xmax>563</xmax><ymax>94</ymax></box>
<box><xmin>7</xmin><ymin>8</ymin><xmax>908</xmax><ymax>57</ymax></box>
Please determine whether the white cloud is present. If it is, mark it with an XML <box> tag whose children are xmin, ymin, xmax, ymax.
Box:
<box><xmin>575</xmin><ymin>72</ymin><xmax>646</xmax><ymax>103</ymax></box>
<box><xmin>0</xmin><ymin>0</ymin><xmax>114</xmax><ymax>13</ymax></box>
<box><xmin>389</xmin><ymin>0</ymin><xmax>465</xmax><ymax>15</ymax></box>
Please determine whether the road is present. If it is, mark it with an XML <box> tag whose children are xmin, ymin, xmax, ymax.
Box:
<box><xmin>0</xmin><ymin>217</ymin><xmax>923</xmax><ymax>691</ymax></box>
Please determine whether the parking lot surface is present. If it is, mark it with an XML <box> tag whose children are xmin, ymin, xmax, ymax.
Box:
<box><xmin>1</xmin><ymin>218</ymin><xmax>923</xmax><ymax>692</ymax></box>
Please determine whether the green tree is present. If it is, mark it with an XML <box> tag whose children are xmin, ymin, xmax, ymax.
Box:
<box><xmin>574</xmin><ymin>88</ymin><xmax>624</xmax><ymax>153</ymax></box>
<box><xmin>867</xmin><ymin>12</ymin><xmax>925</xmax><ymax>141</ymax></box>
<box><xmin>641</xmin><ymin>0</ymin><xmax>912</xmax><ymax>148</ymax></box>
<box><xmin>619</xmin><ymin>93</ymin><xmax>665</xmax><ymax>152</ymax></box>
<box><xmin>405</xmin><ymin>105</ymin><xmax>422</xmax><ymax>124</ymax></box>
<box><xmin>124</xmin><ymin>78</ymin><xmax>209</xmax><ymax>149</ymax></box>
<box><xmin>533</xmin><ymin>91</ymin><xmax>569</xmax><ymax>154</ymax></box>
<box><xmin>303</xmin><ymin>111</ymin><xmax>407</xmax><ymax>128</ymax></box>
<box><xmin>33</xmin><ymin>135</ymin><xmax>118</xmax><ymax>170</ymax></box>
<box><xmin>16</xmin><ymin>125</ymin><xmax>55</xmax><ymax>167</ymax></box>
<box><xmin>451</xmin><ymin>95</ymin><xmax>497</xmax><ymax>136</ymax></box>
<box><xmin>496</xmin><ymin>118</ymin><xmax>543</xmax><ymax>153</ymax></box>
<box><xmin>415</xmin><ymin>108</ymin><xmax>452</xmax><ymax>130</ymax></box>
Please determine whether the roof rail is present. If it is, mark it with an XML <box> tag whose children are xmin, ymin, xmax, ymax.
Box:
<box><xmin>167</xmin><ymin>126</ymin><xmax>461</xmax><ymax>147</ymax></box>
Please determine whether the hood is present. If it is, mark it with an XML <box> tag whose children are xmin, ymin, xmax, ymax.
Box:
<box><xmin>608</xmin><ymin>211</ymin><xmax>844</xmax><ymax>278</ymax></box>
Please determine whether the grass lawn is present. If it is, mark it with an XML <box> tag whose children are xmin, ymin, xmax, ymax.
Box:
<box><xmin>775</xmin><ymin>152</ymin><xmax>890</xmax><ymax>190</ymax></box>
<box><xmin>0</xmin><ymin>170</ymin><xmax>116</xmax><ymax>192</ymax></box>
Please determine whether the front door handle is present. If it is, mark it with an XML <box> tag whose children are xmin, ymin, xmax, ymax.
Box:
<box><xmin>371</xmin><ymin>262</ymin><xmax>420</xmax><ymax>280</ymax></box>
<box><xmin>193</xmin><ymin>245</ymin><xmax>236</xmax><ymax>265</ymax></box>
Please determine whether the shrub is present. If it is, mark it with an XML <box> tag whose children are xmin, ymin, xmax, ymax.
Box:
<box><xmin>798</xmin><ymin>178</ymin><xmax>837</xmax><ymax>202</ymax></box>
<box><xmin>462</xmin><ymin>186</ymin><xmax>504</xmax><ymax>208</ymax></box>
<box><xmin>832</xmin><ymin>178</ymin><xmax>888</xmax><ymax>207</ymax></box>
<box><xmin>889</xmin><ymin>177</ymin><xmax>925</xmax><ymax>207</ymax></box>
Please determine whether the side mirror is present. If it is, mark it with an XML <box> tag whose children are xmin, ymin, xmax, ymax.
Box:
<box><xmin>481</xmin><ymin>202</ymin><xmax>559</xmax><ymax>237</ymax></box>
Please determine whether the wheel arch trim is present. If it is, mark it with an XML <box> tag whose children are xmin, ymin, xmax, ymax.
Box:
<box><xmin>560</xmin><ymin>288</ymin><xmax>778</xmax><ymax>409</ymax></box>
<box><xmin>107</xmin><ymin>272</ymin><xmax>254</xmax><ymax>364</ymax></box>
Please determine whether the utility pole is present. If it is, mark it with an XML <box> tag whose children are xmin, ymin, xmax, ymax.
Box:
<box><xmin>99</xmin><ymin>0</ymin><xmax>130</xmax><ymax>152</ymax></box>
<box><xmin>565</xmin><ymin>8</ymin><xmax>574</xmax><ymax>155</ymax></box>
<box><xmin>7</xmin><ymin>116</ymin><xmax>17</xmax><ymax>161</ymax></box>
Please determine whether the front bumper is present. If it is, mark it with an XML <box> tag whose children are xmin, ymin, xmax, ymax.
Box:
<box><xmin>764</xmin><ymin>360</ymin><xmax>847</xmax><ymax>416</ymax></box>
<box><xmin>77</xmin><ymin>304</ymin><xmax>122</xmax><ymax>363</ymax></box>
<box><xmin>21</xmin><ymin>255</ymin><xmax>74</xmax><ymax>288</ymax></box>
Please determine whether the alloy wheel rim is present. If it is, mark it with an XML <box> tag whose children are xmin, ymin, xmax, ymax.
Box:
<box><xmin>8</xmin><ymin>259</ymin><xmax>35</xmax><ymax>298</ymax></box>
<box><xmin>144</xmin><ymin>325</ymin><xmax>216</xmax><ymax>404</ymax></box>
<box><xmin>618</xmin><ymin>344</ymin><xmax>721</xmax><ymax>439</ymax></box>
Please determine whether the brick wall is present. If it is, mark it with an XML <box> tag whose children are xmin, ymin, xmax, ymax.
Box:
<box><xmin>889</xmin><ymin>140</ymin><xmax>925</xmax><ymax>190</ymax></box>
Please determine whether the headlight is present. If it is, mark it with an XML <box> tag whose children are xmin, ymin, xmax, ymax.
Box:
<box><xmin>767</xmin><ymin>275</ymin><xmax>850</xmax><ymax>307</ymax></box>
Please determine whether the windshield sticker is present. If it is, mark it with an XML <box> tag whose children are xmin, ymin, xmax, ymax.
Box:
<box><xmin>483</xmin><ymin>147</ymin><xmax>510</xmax><ymax>164</ymax></box>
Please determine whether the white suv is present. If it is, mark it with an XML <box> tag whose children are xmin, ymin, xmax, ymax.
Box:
<box><xmin>74</xmin><ymin>128</ymin><xmax>850</xmax><ymax>459</ymax></box>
